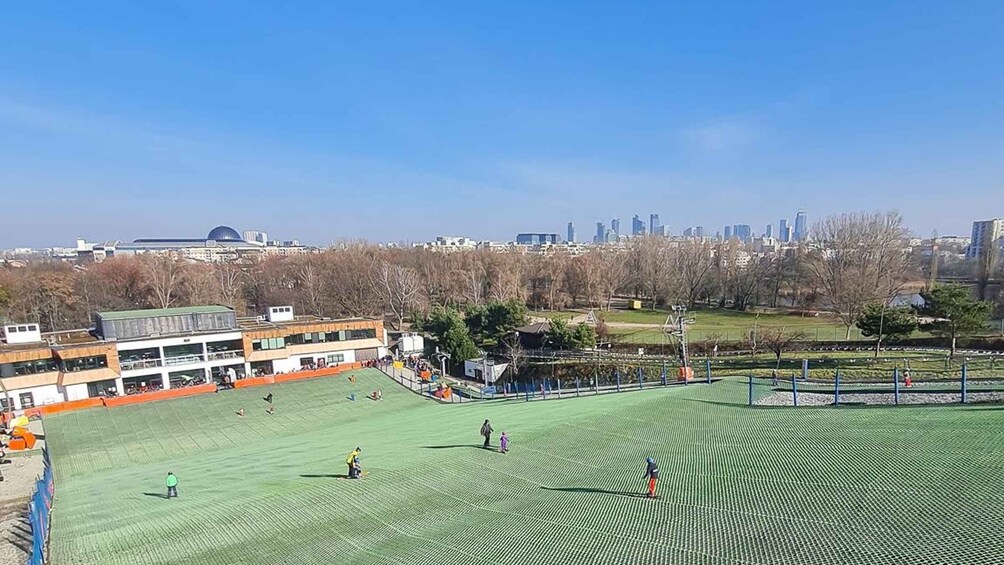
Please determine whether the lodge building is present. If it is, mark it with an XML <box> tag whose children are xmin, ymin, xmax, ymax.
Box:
<box><xmin>0</xmin><ymin>305</ymin><xmax>386</xmax><ymax>411</ymax></box>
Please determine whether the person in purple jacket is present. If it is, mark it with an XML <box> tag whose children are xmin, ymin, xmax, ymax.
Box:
<box><xmin>499</xmin><ymin>432</ymin><xmax>509</xmax><ymax>453</ymax></box>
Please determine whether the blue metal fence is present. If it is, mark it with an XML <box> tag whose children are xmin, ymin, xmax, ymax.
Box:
<box><xmin>27</xmin><ymin>446</ymin><xmax>54</xmax><ymax>565</ymax></box>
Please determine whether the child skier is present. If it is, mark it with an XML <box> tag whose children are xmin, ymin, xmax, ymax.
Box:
<box><xmin>166</xmin><ymin>472</ymin><xmax>178</xmax><ymax>498</ymax></box>
<box><xmin>499</xmin><ymin>432</ymin><xmax>509</xmax><ymax>454</ymax></box>
<box><xmin>643</xmin><ymin>457</ymin><xmax>659</xmax><ymax>498</ymax></box>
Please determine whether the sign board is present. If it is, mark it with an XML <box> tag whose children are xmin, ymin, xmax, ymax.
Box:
<box><xmin>585</xmin><ymin>310</ymin><xmax>597</xmax><ymax>325</ymax></box>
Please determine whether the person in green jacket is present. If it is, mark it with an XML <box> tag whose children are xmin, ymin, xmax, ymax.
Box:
<box><xmin>166</xmin><ymin>472</ymin><xmax>178</xmax><ymax>498</ymax></box>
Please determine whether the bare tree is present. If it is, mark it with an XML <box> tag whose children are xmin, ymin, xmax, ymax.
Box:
<box><xmin>373</xmin><ymin>261</ymin><xmax>424</xmax><ymax>330</ymax></box>
<box><xmin>975</xmin><ymin>236</ymin><xmax>1000</xmax><ymax>301</ymax></box>
<box><xmin>809</xmin><ymin>211</ymin><xmax>910</xmax><ymax>338</ymax></box>
<box><xmin>143</xmin><ymin>255</ymin><xmax>187</xmax><ymax>309</ymax></box>
<box><xmin>182</xmin><ymin>264</ymin><xmax>219</xmax><ymax>307</ymax></box>
<box><xmin>760</xmin><ymin>326</ymin><xmax>807</xmax><ymax>369</ymax></box>
<box><xmin>675</xmin><ymin>241</ymin><xmax>716</xmax><ymax>308</ymax></box>
<box><xmin>295</xmin><ymin>259</ymin><xmax>326</xmax><ymax>317</ymax></box>
<box><xmin>501</xmin><ymin>333</ymin><xmax>524</xmax><ymax>383</ymax></box>
<box><xmin>595</xmin><ymin>249</ymin><xmax>629</xmax><ymax>310</ymax></box>
<box><xmin>214</xmin><ymin>262</ymin><xmax>245</xmax><ymax>313</ymax></box>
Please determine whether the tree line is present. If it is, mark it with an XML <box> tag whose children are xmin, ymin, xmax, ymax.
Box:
<box><xmin>0</xmin><ymin>211</ymin><xmax>1000</xmax><ymax>346</ymax></box>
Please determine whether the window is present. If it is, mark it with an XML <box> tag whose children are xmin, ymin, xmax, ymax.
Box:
<box><xmin>19</xmin><ymin>392</ymin><xmax>34</xmax><ymax>409</ymax></box>
<box><xmin>88</xmin><ymin>380</ymin><xmax>114</xmax><ymax>397</ymax></box>
<box><xmin>348</xmin><ymin>328</ymin><xmax>377</xmax><ymax>340</ymax></box>
<box><xmin>252</xmin><ymin>337</ymin><xmax>285</xmax><ymax>351</ymax></box>
<box><xmin>326</xmin><ymin>354</ymin><xmax>345</xmax><ymax>364</ymax></box>
<box><xmin>62</xmin><ymin>355</ymin><xmax>108</xmax><ymax>372</ymax></box>
<box><xmin>18</xmin><ymin>325</ymin><xmax>28</xmax><ymax>332</ymax></box>
<box><xmin>1</xmin><ymin>357</ymin><xmax>60</xmax><ymax>377</ymax></box>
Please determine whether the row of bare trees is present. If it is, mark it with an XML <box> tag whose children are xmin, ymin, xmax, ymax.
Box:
<box><xmin>0</xmin><ymin>211</ymin><xmax>934</xmax><ymax>335</ymax></box>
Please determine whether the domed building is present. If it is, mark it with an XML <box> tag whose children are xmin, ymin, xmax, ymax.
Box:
<box><xmin>207</xmin><ymin>226</ymin><xmax>243</xmax><ymax>241</ymax></box>
<box><xmin>88</xmin><ymin>224</ymin><xmax>309</xmax><ymax>263</ymax></box>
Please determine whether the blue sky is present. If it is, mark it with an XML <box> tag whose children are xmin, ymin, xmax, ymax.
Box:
<box><xmin>2</xmin><ymin>1</ymin><xmax>1003</xmax><ymax>246</ymax></box>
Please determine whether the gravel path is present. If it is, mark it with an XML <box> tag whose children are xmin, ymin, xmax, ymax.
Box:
<box><xmin>0</xmin><ymin>452</ymin><xmax>44</xmax><ymax>565</ymax></box>
<box><xmin>756</xmin><ymin>390</ymin><xmax>1004</xmax><ymax>406</ymax></box>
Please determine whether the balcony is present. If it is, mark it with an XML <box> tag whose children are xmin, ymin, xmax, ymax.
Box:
<box><xmin>120</xmin><ymin>358</ymin><xmax>164</xmax><ymax>372</ymax></box>
<box><xmin>207</xmin><ymin>350</ymin><xmax>244</xmax><ymax>362</ymax></box>
<box><xmin>163</xmin><ymin>354</ymin><xmax>206</xmax><ymax>367</ymax></box>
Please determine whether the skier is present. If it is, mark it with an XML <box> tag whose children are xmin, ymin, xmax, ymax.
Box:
<box><xmin>643</xmin><ymin>457</ymin><xmax>659</xmax><ymax>498</ymax></box>
<box><xmin>346</xmin><ymin>447</ymin><xmax>361</xmax><ymax>479</ymax></box>
<box><xmin>166</xmin><ymin>472</ymin><xmax>178</xmax><ymax>498</ymax></box>
<box><xmin>480</xmin><ymin>420</ymin><xmax>493</xmax><ymax>448</ymax></box>
<box><xmin>499</xmin><ymin>431</ymin><xmax>509</xmax><ymax>454</ymax></box>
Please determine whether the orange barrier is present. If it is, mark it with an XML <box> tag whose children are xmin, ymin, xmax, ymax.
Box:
<box><xmin>8</xmin><ymin>362</ymin><xmax>373</xmax><ymax>416</ymax></box>
<box><xmin>678</xmin><ymin>366</ymin><xmax>694</xmax><ymax>381</ymax></box>
<box><xmin>273</xmin><ymin>362</ymin><xmax>363</xmax><ymax>384</ymax></box>
<box><xmin>234</xmin><ymin>376</ymin><xmax>275</xmax><ymax>388</ymax></box>
<box><xmin>25</xmin><ymin>397</ymin><xmax>104</xmax><ymax>418</ymax></box>
<box><xmin>8</xmin><ymin>437</ymin><xmax>28</xmax><ymax>450</ymax></box>
<box><xmin>102</xmin><ymin>384</ymin><xmax>217</xmax><ymax>407</ymax></box>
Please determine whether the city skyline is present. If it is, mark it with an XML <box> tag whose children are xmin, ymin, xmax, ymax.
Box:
<box><xmin>2</xmin><ymin>2</ymin><xmax>1003</xmax><ymax>247</ymax></box>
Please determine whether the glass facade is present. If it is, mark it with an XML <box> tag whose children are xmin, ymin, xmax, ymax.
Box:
<box><xmin>61</xmin><ymin>355</ymin><xmax>108</xmax><ymax>372</ymax></box>
<box><xmin>1</xmin><ymin>357</ymin><xmax>60</xmax><ymax>377</ymax></box>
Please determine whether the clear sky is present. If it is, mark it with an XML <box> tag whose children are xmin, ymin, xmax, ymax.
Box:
<box><xmin>2</xmin><ymin>1</ymin><xmax>1003</xmax><ymax>247</ymax></box>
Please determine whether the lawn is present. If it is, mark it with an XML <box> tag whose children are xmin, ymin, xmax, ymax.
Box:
<box><xmin>44</xmin><ymin>369</ymin><xmax>1004</xmax><ymax>564</ymax></box>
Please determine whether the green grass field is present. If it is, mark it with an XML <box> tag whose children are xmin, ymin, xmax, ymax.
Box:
<box><xmin>44</xmin><ymin>369</ymin><xmax>1004</xmax><ymax>564</ymax></box>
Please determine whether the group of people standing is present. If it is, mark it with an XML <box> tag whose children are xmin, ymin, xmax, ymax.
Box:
<box><xmin>480</xmin><ymin>420</ymin><xmax>508</xmax><ymax>453</ymax></box>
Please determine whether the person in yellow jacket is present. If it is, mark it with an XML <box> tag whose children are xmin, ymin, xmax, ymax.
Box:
<box><xmin>346</xmin><ymin>447</ymin><xmax>361</xmax><ymax>479</ymax></box>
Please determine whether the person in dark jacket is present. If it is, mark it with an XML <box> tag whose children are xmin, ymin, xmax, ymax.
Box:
<box><xmin>643</xmin><ymin>457</ymin><xmax>659</xmax><ymax>498</ymax></box>
<box><xmin>480</xmin><ymin>420</ymin><xmax>493</xmax><ymax>448</ymax></box>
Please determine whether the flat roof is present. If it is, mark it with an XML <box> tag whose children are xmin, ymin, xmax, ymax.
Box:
<box><xmin>96</xmin><ymin>305</ymin><xmax>234</xmax><ymax>321</ymax></box>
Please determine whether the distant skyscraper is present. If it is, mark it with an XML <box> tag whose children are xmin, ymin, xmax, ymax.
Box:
<box><xmin>683</xmin><ymin>227</ymin><xmax>693</xmax><ymax>237</ymax></box>
<box><xmin>695</xmin><ymin>226</ymin><xmax>704</xmax><ymax>238</ymax></box>
<box><xmin>723</xmin><ymin>226</ymin><xmax>732</xmax><ymax>240</ymax></box>
<box><xmin>783</xmin><ymin>225</ymin><xmax>793</xmax><ymax>243</ymax></box>
<box><xmin>650</xmin><ymin>214</ymin><xmax>660</xmax><ymax>236</ymax></box>
<box><xmin>595</xmin><ymin>222</ymin><xmax>605</xmax><ymax>243</ymax></box>
<box><xmin>779</xmin><ymin>219</ymin><xmax>789</xmax><ymax>242</ymax></box>
<box><xmin>733</xmin><ymin>224</ymin><xmax>752</xmax><ymax>242</ymax></box>
<box><xmin>567</xmin><ymin>222</ymin><xmax>575</xmax><ymax>243</ymax></box>
<box><xmin>611</xmin><ymin>218</ymin><xmax>620</xmax><ymax>236</ymax></box>
<box><xmin>765</xmin><ymin>224</ymin><xmax>774</xmax><ymax>239</ymax></box>
<box><xmin>793</xmin><ymin>209</ymin><xmax>808</xmax><ymax>241</ymax></box>
<box><xmin>632</xmin><ymin>215</ymin><xmax>645</xmax><ymax>236</ymax></box>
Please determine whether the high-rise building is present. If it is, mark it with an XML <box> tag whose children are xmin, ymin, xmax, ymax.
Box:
<box><xmin>695</xmin><ymin>226</ymin><xmax>704</xmax><ymax>238</ymax></box>
<box><xmin>779</xmin><ymin>219</ymin><xmax>790</xmax><ymax>243</ymax></box>
<box><xmin>566</xmin><ymin>222</ymin><xmax>575</xmax><ymax>243</ymax></box>
<box><xmin>793</xmin><ymin>209</ymin><xmax>808</xmax><ymax>241</ymax></box>
<box><xmin>783</xmin><ymin>225</ymin><xmax>793</xmax><ymax>243</ymax></box>
<box><xmin>765</xmin><ymin>224</ymin><xmax>774</xmax><ymax>239</ymax></box>
<box><xmin>243</xmin><ymin>230</ymin><xmax>267</xmax><ymax>245</ymax></box>
<box><xmin>683</xmin><ymin>227</ymin><xmax>693</xmax><ymax>237</ymax></box>
<box><xmin>649</xmin><ymin>214</ymin><xmax>660</xmax><ymax>236</ymax></box>
<box><xmin>723</xmin><ymin>226</ymin><xmax>732</xmax><ymax>240</ymax></box>
<box><xmin>733</xmin><ymin>224</ymin><xmax>752</xmax><ymax>242</ymax></box>
<box><xmin>632</xmin><ymin>215</ymin><xmax>646</xmax><ymax>236</ymax></box>
<box><xmin>967</xmin><ymin>219</ymin><xmax>1004</xmax><ymax>259</ymax></box>
<box><xmin>595</xmin><ymin>222</ymin><xmax>605</xmax><ymax>244</ymax></box>
<box><xmin>611</xmin><ymin>218</ymin><xmax>620</xmax><ymax>236</ymax></box>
